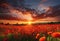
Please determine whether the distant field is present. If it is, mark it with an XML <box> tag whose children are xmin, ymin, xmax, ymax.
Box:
<box><xmin>0</xmin><ymin>24</ymin><xmax>60</xmax><ymax>41</ymax></box>
<box><xmin>0</xmin><ymin>24</ymin><xmax>60</xmax><ymax>34</ymax></box>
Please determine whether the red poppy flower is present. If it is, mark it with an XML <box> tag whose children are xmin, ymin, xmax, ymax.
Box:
<box><xmin>39</xmin><ymin>36</ymin><xmax>46</xmax><ymax>41</ymax></box>
<box><xmin>4</xmin><ymin>30</ymin><xmax>11</xmax><ymax>35</ymax></box>
<box><xmin>3</xmin><ymin>38</ymin><xmax>8</xmax><ymax>41</ymax></box>
<box><xmin>51</xmin><ymin>32</ymin><xmax>60</xmax><ymax>38</ymax></box>
<box><xmin>36</xmin><ymin>33</ymin><xmax>40</xmax><ymax>39</ymax></box>
<box><xmin>48</xmin><ymin>32</ymin><xmax>52</xmax><ymax>35</ymax></box>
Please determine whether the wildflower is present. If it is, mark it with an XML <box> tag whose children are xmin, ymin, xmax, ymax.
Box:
<box><xmin>39</xmin><ymin>36</ymin><xmax>46</xmax><ymax>41</ymax></box>
<box><xmin>51</xmin><ymin>32</ymin><xmax>60</xmax><ymax>38</ymax></box>
<box><xmin>48</xmin><ymin>32</ymin><xmax>52</xmax><ymax>35</ymax></box>
<box><xmin>4</xmin><ymin>30</ymin><xmax>11</xmax><ymax>35</ymax></box>
<box><xmin>36</xmin><ymin>33</ymin><xmax>40</xmax><ymax>39</ymax></box>
<box><xmin>3</xmin><ymin>38</ymin><xmax>8</xmax><ymax>41</ymax></box>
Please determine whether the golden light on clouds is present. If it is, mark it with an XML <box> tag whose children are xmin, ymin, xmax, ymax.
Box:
<box><xmin>23</xmin><ymin>14</ymin><xmax>33</xmax><ymax>21</ymax></box>
<box><xmin>0</xmin><ymin>16</ymin><xmax>60</xmax><ymax>24</ymax></box>
<box><xmin>27</xmin><ymin>21</ymin><xmax>32</xmax><ymax>25</ymax></box>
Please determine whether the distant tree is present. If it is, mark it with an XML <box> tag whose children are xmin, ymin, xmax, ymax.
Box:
<box><xmin>0</xmin><ymin>22</ymin><xmax>4</xmax><ymax>24</ymax></box>
<box><xmin>5</xmin><ymin>23</ymin><xmax>9</xmax><ymax>25</ymax></box>
<box><xmin>15</xmin><ymin>23</ymin><xmax>19</xmax><ymax>25</ymax></box>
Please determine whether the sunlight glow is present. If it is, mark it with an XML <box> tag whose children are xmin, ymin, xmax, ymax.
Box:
<box><xmin>27</xmin><ymin>21</ymin><xmax>32</xmax><ymax>25</ymax></box>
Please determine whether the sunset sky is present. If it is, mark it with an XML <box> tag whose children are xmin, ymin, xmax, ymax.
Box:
<box><xmin>0</xmin><ymin>0</ymin><xmax>60</xmax><ymax>24</ymax></box>
<box><xmin>4</xmin><ymin>0</ymin><xmax>60</xmax><ymax>8</ymax></box>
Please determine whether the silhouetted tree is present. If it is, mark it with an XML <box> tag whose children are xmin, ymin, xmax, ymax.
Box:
<box><xmin>5</xmin><ymin>23</ymin><xmax>9</xmax><ymax>25</ymax></box>
<box><xmin>0</xmin><ymin>22</ymin><xmax>4</xmax><ymax>24</ymax></box>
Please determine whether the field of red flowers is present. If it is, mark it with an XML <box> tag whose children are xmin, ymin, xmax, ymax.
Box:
<box><xmin>0</xmin><ymin>24</ymin><xmax>60</xmax><ymax>41</ymax></box>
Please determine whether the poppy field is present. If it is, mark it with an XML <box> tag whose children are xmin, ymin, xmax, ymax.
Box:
<box><xmin>0</xmin><ymin>24</ymin><xmax>60</xmax><ymax>41</ymax></box>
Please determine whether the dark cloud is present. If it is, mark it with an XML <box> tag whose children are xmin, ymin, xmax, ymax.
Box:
<box><xmin>0</xmin><ymin>0</ymin><xmax>60</xmax><ymax>22</ymax></box>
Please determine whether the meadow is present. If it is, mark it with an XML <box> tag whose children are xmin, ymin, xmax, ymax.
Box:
<box><xmin>0</xmin><ymin>23</ymin><xmax>60</xmax><ymax>41</ymax></box>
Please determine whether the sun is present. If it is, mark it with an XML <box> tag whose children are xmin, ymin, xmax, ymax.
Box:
<box><xmin>27</xmin><ymin>21</ymin><xmax>32</xmax><ymax>25</ymax></box>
